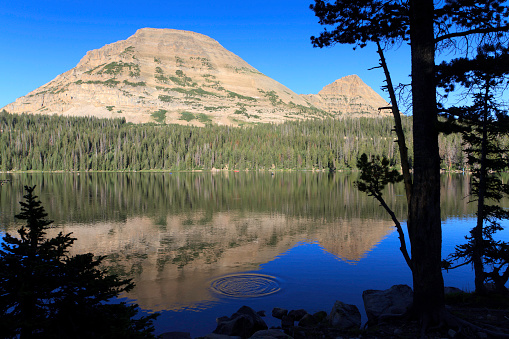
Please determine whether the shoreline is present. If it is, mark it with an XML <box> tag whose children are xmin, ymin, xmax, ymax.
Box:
<box><xmin>1</xmin><ymin>168</ymin><xmax>487</xmax><ymax>174</ymax></box>
<box><xmin>158</xmin><ymin>286</ymin><xmax>509</xmax><ymax>339</ymax></box>
<box><xmin>0</xmin><ymin>168</ymin><xmax>353</xmax><ymax>174</ymax></box>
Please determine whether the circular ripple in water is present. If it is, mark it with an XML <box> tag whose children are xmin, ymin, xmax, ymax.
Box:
<box><xmin>210</xmin><ymin>273</ymin><xmax>281</xmax><ymax>298</ymax></box>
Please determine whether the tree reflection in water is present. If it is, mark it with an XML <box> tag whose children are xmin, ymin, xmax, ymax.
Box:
<box><xmin>1</xmin><ymin>172</ymin><xmax>505</xmax><ymax>336</ymax></box>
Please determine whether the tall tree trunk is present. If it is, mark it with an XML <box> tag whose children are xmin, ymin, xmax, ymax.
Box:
<box><xmin>408</xmin><ymin>0</ymin><xmax>445</xmax><ymax>323</ymax></box>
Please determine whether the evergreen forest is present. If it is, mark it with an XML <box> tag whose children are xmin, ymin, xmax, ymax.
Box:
<box><xmin>1</xmin><ymin>110</ymin><xmax>507</xmax><ymax>172</ymax></box>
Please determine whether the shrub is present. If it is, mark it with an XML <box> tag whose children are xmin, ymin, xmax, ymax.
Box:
<box><xmin>179</xmin><ymin>111</ymin><xmax>195</xmax><ymax>122</ymax></box>
<box><xmin>151</xmin><ymin>109</ymin><xmax>167</xmax><ymax>124</ymax></box>
<box><xmin>158</xmin><ymin>95</ymin><xmax>173</xmax><ymax>102</ymax></box>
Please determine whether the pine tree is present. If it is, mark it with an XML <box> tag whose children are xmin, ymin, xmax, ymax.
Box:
<box><xmin>438</xmin><ymin>44</ymin><xmax>509</xmax><ymax>294</ymax></box>
<box><xmin>0</xmin><ymin>186</ymin><xmax>158</xmax><ymax>338</ymax></box>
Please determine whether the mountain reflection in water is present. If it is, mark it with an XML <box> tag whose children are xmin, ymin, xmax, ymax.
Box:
<box><xmin>34</xmin><ymin>215</ymin><xmax>394</xmax><ymax>312</ymax></box>
<box><xmin>1</xmin><ymin>171</ymin><xmax>503</xmax><ymax>335</ymax></box>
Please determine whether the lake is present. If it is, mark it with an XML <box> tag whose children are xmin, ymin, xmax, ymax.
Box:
<box><xmin>0</xmin><ymin>172</ymin><xmax>507</xmax><ymax>337</ymax></box>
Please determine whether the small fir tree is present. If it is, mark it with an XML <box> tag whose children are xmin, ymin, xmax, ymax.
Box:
<box><xmin>0</xmin><ymin>186</ymin><xmax>158</xmax><ymax>338</ymax></box>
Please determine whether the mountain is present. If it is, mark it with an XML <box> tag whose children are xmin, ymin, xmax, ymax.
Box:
<box><xmin>301</xmin><ymin>75</ymin><xmax>390</xmax><ymax>116</ymax></box>
<box><xmin>2</xmin><ymin>28</ymin><xmax>389</xmax><ymax>125</ymax></box>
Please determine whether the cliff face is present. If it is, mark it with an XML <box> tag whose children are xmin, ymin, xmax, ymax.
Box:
<box><xmin>3</xmin><ymin>28</ymin><xmax>389</xmax><ymax>125</ymax></box>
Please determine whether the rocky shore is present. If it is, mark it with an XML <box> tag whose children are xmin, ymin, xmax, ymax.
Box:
<box><xmin>159</xmin><ymin>284</ymin><xmax>509</xmax><ymax>339</ymax></box>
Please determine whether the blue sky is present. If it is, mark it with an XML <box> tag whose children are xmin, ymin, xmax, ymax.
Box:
<box><xmin>0</xmin><ymin>0</ymin><xmax>411</xmax><ymax>109</ymax></box>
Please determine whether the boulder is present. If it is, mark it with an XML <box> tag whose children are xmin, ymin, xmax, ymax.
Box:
<box><xmin>327</xmin><ymin>301</ymin><xmax>361</xmax><ymax>330</ymax></box>
<box><xmin>249</xmin><ymin>329</ymin><xmax>292</xmax><ymax>338</ymax></box>
<box><xmin>271</xmin><ymin>307</ymin><xmax>288</xmax><ymax>319</ymax></box>
<box><xmin>217</xmin><ymin>316</ymin><xmax>230</xmax><ymax>323</ymax></box>
<box><xmin>203</xmin><ymin>334</ymin><xmax>241</xmax><ymax>339</ymax></box>
<box><xmin>312</xmin><ymin>311</ymin><xmax>328</xmax><ymax>323</ymax></box>
<box><xmin>281</xmin><ymin>315</ymin><xmax>294</xmax><ymax>328</ymax></box>
<box><xmin>297</xmin><ymin>313</ymin><xmax>319</xmax><ymax>327</ymax></box>
<box><xmin>287</xmin><ymin>309</ymin><xmax>308</xmax><ymax>321</ymax></box>
<box><xmin>288</xmin><ymin>328</ymin><xmax>306</xmax><ymax>339</ymax></box>
<box><xmin>213</xmin><ymin>306</ymin><xmax>268</xmax><ymax>338</ymax></box>
<box><xmin>160</xmin><ymin>332</ymin><xmax>192</xmax><ymax>339</ymax></box>
<box><xmin>362</xmin><ymin>284</ymin><xmax>413</xmax><ymax>325</ymax></box>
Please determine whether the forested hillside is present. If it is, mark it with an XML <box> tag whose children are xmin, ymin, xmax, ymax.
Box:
<box><xmin>0</xmin><ymin>110</ymin><xmax>501</xmax><ymax>172</ymax></box>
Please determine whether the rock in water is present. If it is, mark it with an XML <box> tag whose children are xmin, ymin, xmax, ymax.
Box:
<box><xmin>362</xmin><ymin>284</ymin><xmax>413</xmax><ymax>325</ymax></box>
<box><xmin>213</xmin><ymin>305</ymin><xmax>268</xmax><ymax>338</ymax></box>
<box><xmin>327</xmin><ymin>300</ymin><xmax>361</xmax><ymax>330</ymax></box>
<box><xmin>203</xmin><ymin>334</ymin><xmax>241</xmax><ymax>339</ymax></box>
<box><xmin>287</xmin><ymin>309</ymin><xmax>308</xmax><ymax>321</ymax></box>
<box><xmin>313</xmin><ymin>310</ymin><xmax>328</xmax><ymax>323</ymax></box>
<box><xmin>281</xmin><ymin>315</ymin><xmax>294</xmax><ymax>329</ymax></box>
<box><xmin>250</xmin><ymin>329</ymin><xmax>292</xmax><ymax>338</ymax></box>
<box><xmin>271</xmin><ymin>307</ymin><xmax>288</xmax><ymax>319</ymax></box>
<box><xmin>297</xmin><ymin>313</ymin><xmax>317</xmax><ymax>327</ymax></box>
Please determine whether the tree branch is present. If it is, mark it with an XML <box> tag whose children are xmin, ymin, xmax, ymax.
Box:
<box><xmin>435</xmin><ymin>25</ymin><xmax>509</xmax><ymax>44</ymax></box>
<box><xmin>445</xmin><ymin>259</ymin><xmax>473</xmax><ymax>271</ymax></box>
<box><xmin>375</xmin><ymin>40</ymin><xmax>413</xmax><ymax>204</ymax></box>
<box><xmin>372</xmin><ymin>191</ymin><xmax>413</xmax><ymax>271</ymax></box>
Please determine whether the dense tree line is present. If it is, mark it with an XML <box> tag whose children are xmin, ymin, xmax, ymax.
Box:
<box><xmin>1</xmin><ymin>110</ymin><xmax>407</xmax><ymax>171</ymax></box>
<box><xmin>0</xmin><ymin>110</ymin><xmax>505</xmax><ymax>172</ymax></box>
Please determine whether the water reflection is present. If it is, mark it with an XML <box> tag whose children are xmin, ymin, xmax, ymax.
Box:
<box><xmin>0</xmin><ymin>172</ymin><xmax>490</xmax><ymax>319</ymax></box>
<box><xmin>0</xmin><ymin>172</ymin><xmax>410</xmax><ymax>226</ymax></box>
<box><xmin>210</xmin><ymin>273</ymin><xmax>281</xmax><ymax>298</ymax></box>
<box><xmin>31</xmin><ymin>214</ymin><xmax>393</xmax><ymax>312</ymax></box>
<box><xmin>0</xmin><ymin>172</ymin><xmax>477</xmax><ymax>227</ymax></box>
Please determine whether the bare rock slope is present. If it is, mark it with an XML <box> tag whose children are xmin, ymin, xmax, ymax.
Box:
<box><xmin>3</xmin><ymin>28</ymin><xmax>388</xmax><ymax>125</ymax></box>
<box><xmin>301</xmin><ymin>75</ymin><xmax>389</xmax><ymax>117</ymax></box>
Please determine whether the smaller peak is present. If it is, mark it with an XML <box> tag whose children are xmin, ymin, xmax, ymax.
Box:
<box><xmin>132</xmin><ymin>27</ymin><xmax>202</xmax><ymax>38</ymax></box>
<box><xmin>319</xmin><ymin>74</ymin><xmax>366</xmax><ymax>93</ymax></box>
<box><xmin>334</xmin><ymin>74</ymin><xmax>362</xmax><ymax>82</ymax></box>
<box><xmin>134</xmin><ymin>27</ymin><xmax>175</xmax><ymax>34</ymax></box>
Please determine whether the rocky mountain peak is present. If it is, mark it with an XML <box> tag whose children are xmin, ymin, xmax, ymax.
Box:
<box><xmin>301</xmin><ymin>75</ymin><xmax>389</xmax><ymax>117</ymax></box>
<box><xmin>3</xmin><ymin>28</ymin><xmax>389</xmax><ymax>125</ymax></box>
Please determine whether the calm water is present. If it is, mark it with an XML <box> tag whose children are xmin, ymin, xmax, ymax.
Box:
<box><xmin>0</xmin><ymin>172</ymin><xmax>507</xmax><ymax>336</ymax></box>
